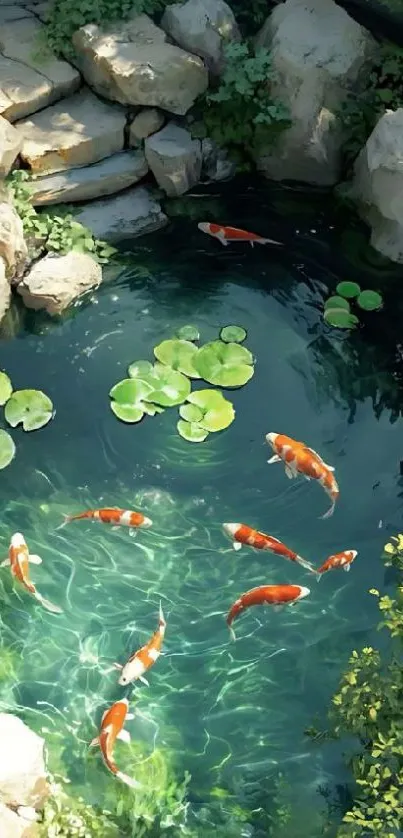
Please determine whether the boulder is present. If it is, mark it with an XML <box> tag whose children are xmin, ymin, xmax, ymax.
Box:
<box><xmin>0</xmin><ymin>202</ymin><xmax>28</xmax><ymax>275</ymax></box>
<box><xmin>15</xmin><ymin>88</ymin><xmax>126</xmax><ymax>175</ymax></box>
<box><xmin>201</xmin><ymin>137</ymin><xmax>236</xmax><ymax>181</ymax></box>
<box><xmin>161</xmin><ymin>0</ymin><xmax>240</xmax><ymax>75</ymax></box>
<box><xmin>29</xmin><ymin>151</ymin><xmax>148</xmax><ymax>205</ymax></box>
<box><xmin>0</xmin><ymin>18</ymin><xmax>80</xmax><ymax>122</ymax></box>
<box><xmin>0</xmin><ymin>803</ymin><xmax>38</xmax><ymax>838</ymax></box>
<box><xmin>254</xmin><ymin>0</ymin><xmax>376</xmax><ymax>185</ymax></box>
<box><xmin>72</xmin><ymin>13</ymin><xmax>208</xmax><ymax>116</ymax></box>
<box><xmin>145</xmin><ymin>122</ymin><xmax>202</xmax><ymax>196</ymax></box>
<box><xmin>17</xmin><ymin>251</ymin><xmax>102</xmax><ymax>314</ymax></box>
<box><xmin>0</xmin><ymin>257</ymin><xmax>11</xmax><ymax>323</ymax></box>
<box><xmin>128</xmin><ymin>108</ymin><xmax>165</xmax><ymax>146</ymax></box>
<box><xmin>75</xmin><ymin>186</ymin><xmax>168</xmax><ymax>241</ymax></box>
<box><xmin>0</xmin><ymin>116</ymin><xmax>22</xmax><ymax>176</ymax></box>
<box><xmin>350</xmin><ymin>108</ymin><xmax>403</xmax><ymax>263</ymax></box>
<box><xmin>0</xmin><ymin>714</ymin><xmax>47</xmax><ymax>809</ymax></box>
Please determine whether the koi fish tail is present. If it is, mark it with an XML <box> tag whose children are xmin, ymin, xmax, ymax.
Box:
<box><xmin>55</xmin><ymin>515</ymin><xmax>72</xmax><ymax>531</ymax></box>
<box><xmin>116</xmin><ymin>770</ymin><xmax>142</xmax><ymax>789</ymax></box>
<box><xmin>89</xmin><ymin>736</ymin><xmax>99</xmax><ymax>748</ymax></box>
<box><xmin>320</xmin><ymin>503</ymin><xmax>335</xmax><ymax>520</ymax></box>
<box><xmin>257</xmin><ymin>237</ymin><xmax>283</xmax><ymax>246</ymax></box>
<box><xmin>296</xmin><ymin>555</ymin><xmax>318</xmax><ymax>574</ymax></box>
<box><xmin>315</xmin><ymin>573</ymin><xmax>323</xmax><ymax>583</ymax></box>
<box><xmin>159</xmin><ymin>600</ymin><xmax>166</xmax><ymax>629</ymax></box>
<box><xmin>228</xmin><ymin>624</ymin><xmax>236</xmax><ymax>642</ymax></box>
<box><xmin>34</xmin><ymin>591</ymin><xmax>63</xmax><ymax>614</ymax></box>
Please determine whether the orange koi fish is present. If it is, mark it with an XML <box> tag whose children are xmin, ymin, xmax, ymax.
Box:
<box><xmin>89</xmin><ymin>698</ymin><xmax>140</xmax><ymax>788</ymax></box>
<box><xmin>62</xmin><ymin>508</ymin><xmax>152</xmax><ymax>528</ymax></box>
<box><xmin>1</xmin><ymin>533</ymin><xmax>62</xmax><ymax>614</ymax></box>
<box><xmin>198</xmin><ymin>221</ymin><xmax>282</xmax><ymax>248</ymax></box>
<box><xmin>226</xmin><ymin>583</ymin><xmax>310</xmax><ymax>639</ymax></box>
<box><xmin>316</xmin><ymin>549</ymin><xmax>358</xmax><ymax>580</ymax></box>
<box><xmin>114</xmin><ymin>603</ymin><xmax>166</xmax><ymax>687</ymax></box>
<box><xmin>222</xmin><ymin>522</ymin><xmax>316</xmax><ymax>573</ymax></box>
<box><xmin>266</xmin><ymin>432</ymin><xmax>340</xmax><ymax>519</ymax></box>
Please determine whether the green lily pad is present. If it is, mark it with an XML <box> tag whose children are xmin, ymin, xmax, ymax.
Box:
<box><xmin>220</xmin><ymin>325</ymin><xmax>247</xmax><ymax>344</ymax></box>
<box><xmin>324</xmin><ymin>296</ymin><xmax>350</xmax><ymax>311</ymax></box>
<box><xmin>176</xmin><ymin>325</ymin><xmax>200</xmax><ymax>341</ymax></box>
<box><xmin>154</xmin><ymin>339</ymin><xmax>200</xmax><ymax>378</ymax></box>
<box><xmin>5</xmin><ymin>389</ymin><xmax>54</xmax><ymax>431</ymax></box>
<box><xmin>193</xmin><ymin>341</ymin><xmax>254</xmax><ymax>387</ymax></box>
<box><xmin>0</xmin><ymin>429</ymin><xmax>16</xmax><ymax>469</ymax></box>
<box><xmin>109</xmin><ymin>378</ymin><xmax>154</xmax><ymax>423</ymax></box>
<box><xmin>146</xmin><ymin>363</ymin><xmax>191</xmax><ymax>407</ymax></box>
<box><xmin>127</xmin><ymin>360</ymin><xmax>154</xmax><ymax>379</ymax></box>
<box><xmin>323</xmin><ymin>308</ymin><xmax>359</xmax><ymax>329</ymax></box>
<box><xmin>179</xmin><ymin>403</ymin><xmax>204</xmax><ymax>423</ymax></box>
<box><xmin>0</xmin><ymin>372</ymin><xmax>12</xmax><ymax>406</ymax></box>
<box><xmin>187</xmin><ymin>389</ymin><xmax>235</xmax><ymax>432</ymax></box>
<box><xmin>336</xmin><ymin>281</ymin><xmax>361</xmax><ymax>299</ymax></box>
<box><xmin>177</xmin><ymin>420</ymin><xmax>209</xmax><ymax>443</ymax></box>
<box><xmin>357</xmin><ymin>290</ymin><xmax>383</xmax><ymax>311</ymax></box>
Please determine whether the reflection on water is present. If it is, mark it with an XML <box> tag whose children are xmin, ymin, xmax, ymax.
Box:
<box><xmin>0</xmin><ymin>179</ymin><xmax>402</xmax><ymax>835</ymax></box>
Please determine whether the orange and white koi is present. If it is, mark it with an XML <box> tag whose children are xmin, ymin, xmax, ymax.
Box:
<box><xmin>89</xmin><ymin>698</ymin><xmax>140</xmax><ymax>789</ymax></box>
<box><xmin>62</xmin><ymin>508</ymin><xmax>152</xmax><ymax>528</ymax></box>
<box><xmin>222</xmin><ymin>522</ymin><xmax>316</xmax><ymax>573</ymax></box>
<box><xmin>197</xmin><ymin>222</ymin><xmax>282</xmax><ymax>248</ymax></box>
<box><xmin>315</xmin><ymin>549</ymin><xmax>358</xmax><ymax>580</ymax></box>
<box><xmin>114</xmin><ymin>603</ymin><xmax>166</xmax><ymax>687</ymax></box>
<box><xmin>226</xmin><ymin>583</ymin><xmax>310</xmax><ymax>639</ymax></box>
<box><xmin>1</xmin><ymin>533</ymin><xmax>62</xmax><ymax>614</ymax></box>
<box><xmin>265</xmin><ymin>432</ymin><xmax>340</xmax><ymax>519</ymax></box>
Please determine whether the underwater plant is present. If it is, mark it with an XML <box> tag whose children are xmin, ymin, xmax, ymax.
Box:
<box><xmin>39</xmin><ymin>780</ymin><xmax>119</xmax><ymax>837</ymax></box>
<box><xmin>323</xmin><ymin>282</ymin><xmax>384</xmax><ymax>330</ymax></box>
<box><xmin>0</xmin><ymin>372</ymin><xmax>54</xmax><ymax>469</ymax></box>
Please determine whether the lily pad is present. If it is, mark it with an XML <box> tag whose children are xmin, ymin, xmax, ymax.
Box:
<box><xmin>194</xmin><ymin>340</ymin><xmax>254</xmax><ymax>387</ymax></box>
<box><xmin>0</xmin><ymin>372</ymin><xmax>12</xmax><ymax>406</ymax></box>
<box><xmin>127</xmin><ymin>360</ymin><xmax>154</xmax><ymax>379</ymax></box>
<box><xmin>179</xmin><ymin>403</ymin><xmax>204</xmax><ymax>423</ymax></box>
<box><xmin>154</xmin><ymin>339</ymin><xmax>200</xmax><ymax>378</ymax></box>
<box><xmin>324</xmin><ymin>296</ymin><xmax>350</xmax><ymax>312</ymax></box>
<box><xmin>5</xmin><ymin>389</ymin><xmax>54</xmax><ymax>431</ymax></box>
<box><xmin>177</xmin><ymin>420</ymin><xmax>209</xmax><ymax>443</ymax></box>
<box><xmin>220</xmin><ymin>325</ymin><xmax>247</xmax><ymax>344</ymax></box>
<box><xmin>336</xmin><ymin>281</ymin><xmax>361</xmax><ymax>299</ymax></box>
<box><xmin>109</xmin><ymin>378</ymin><xmax>154</xmax><ymax>423</ymax></box>
<box><xmin>323</xmin><ymin>308</ymin><xmax>359</xmax><ymax>329</ymax></box>
<box><xmin>177</xmin><ymin>325</ymin><xmax>200</xmax><ymax>342</ymax></box>
<box><xmin>357</xmin><ymin>290</ymin><xmax>383</xmax><ymax>311</ymax></box>
<box><xmin>187</xmin><ymin>389</ymin><xmax>235</xmax><ymax>432</ymax></box>
<box><xmin>0</xmin><ymin>429</ymin><xmax>16</xmax><ymax>469</ymax></box>
<box><xmin>146</xmin><ymin>363</ymin><xmax>191</xmax><ymax>407</ymax></box>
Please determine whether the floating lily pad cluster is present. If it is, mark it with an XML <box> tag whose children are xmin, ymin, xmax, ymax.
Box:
<box><xmin>323</xmin><ymin>282</ymin><xmax>383</xmax><ymax>329</ymax></box>
<box><xmin>109</xmin><ymin>324</ymin><xmax>254</xmax><ymax>443</ymax></box>
<box><xmin>0</xmin><ymin>371</ymin><xmax>54</xmax><ymax>470</ymax></box>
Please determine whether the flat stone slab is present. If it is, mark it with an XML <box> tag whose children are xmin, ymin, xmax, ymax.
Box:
<box><xmin>0</xmin><ymin>18</ymin><xmax>80</xmax><ymax>122</ymax></box>
<box><xmin>15</xmin><ymin>88</ymin><xmax>127</xmax><ymax>175</ymax></box>
<box><xmin>0</xmin><ymin>6</ymin><xmax>34</xmax><ymax>23</ymax></box>
<box><xmin>30</xmin><ymin>150</ymin><xmax>148</xmax><ymax>205</ymax></box>
<box><xmin>75</xmin><ymin>186</ymin><xmax>168</xmax><ymax>241</ymax></box>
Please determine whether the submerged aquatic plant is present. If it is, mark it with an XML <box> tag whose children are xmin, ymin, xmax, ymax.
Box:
<box><xmin>39</xmin><ymin>780</ymin><xmax>119</xmax><ymax>837</ymax></box>
<box><xmin>323</xmin><ymin>282</ymin><xmax>383</xmax><ymax>330</ymax></box>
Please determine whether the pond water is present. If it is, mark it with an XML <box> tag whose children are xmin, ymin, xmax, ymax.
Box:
<box><xmin>1</xmin><ymin>179</ymin><xmax>403</xmax><ymax>836</ymax></box>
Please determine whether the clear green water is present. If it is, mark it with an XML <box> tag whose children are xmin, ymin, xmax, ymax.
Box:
<box><xmin>1</xmin><ymin>181</ymin><xmax>403</xmax><ymax>835</ymax></box>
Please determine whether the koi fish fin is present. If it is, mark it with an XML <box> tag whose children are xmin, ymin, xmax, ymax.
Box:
<box><xmin>1</xmin><ymin>557</ymin><xmax>10</xmax><ymax>567</ymax></box>
<box><xmin>228</xmin><ymin>625</ymin><xmax>236</xmax><ymax>641</ymax></box>
<box><xmin>250</xmin><ymin>240</ymin><xmax>255</xmax><ymax>248</ymax></box>
<box><xmin>326</xmin><ymin>466</ymin><xmax>335</xmax><ymax>472</ymax></box>
<box><xmin>257</xmin><ymin>237</ymin><xmax>283</xmax><ymax>246</ymax></box>
<box><xmin>344</xmin><ymin>564</ymin><xmax>351</xmax><ymax>572</ymax></box>
<box><xmin>159</xmin><ymin>600</ymin><xmax>165</xmax><ymax>626</ymax></box>
<box><xmin>29</xmin><ymin>554</ymin><xmax>42</xmax><ymax>565</ymax></box>
<box><xmin>267</xmin><ymin>455</ymin><xmax>281</xmax><ymax>464</ymax></box>
<box><xmin>304</xmin><ymin>475</ymin><xmax>311</xmax><ymax>481</ymax></box>
<box><xmin>296</xmin><ymin>555</ymin><xmax>317</xmax><ymax>573</ymax></box>
<box><xmin>126</xmin><ymin>713</ymin><xmax>135</xmax><ymax>721</ymax></box>
<box><xmin>320</xmin><ymin>504</ymin><xmax>335</xmax><ymax>520</ymax></box>
<box><xmin>35</xmin><ymin>592</ymin><xmax>63</xmax><ymax>614</ymax></box>
<box><xmin>55</xmin><ymin>515</ymin><xmax>71</xmax><ymax>531</ymax></box>
<box><xmin>116</xmin><ymin>771</ymin><xmax>142</xmax><ymax>789</ymax></box>
<box><xmin>117</xmin><ymin>729</ymin><xmax>131</xmax><ymax>744</ymax></box>
<box><xmin>316</xmin><ymin>573</ymin><xmax>322</xmax><ymax>583</ymax></box>
<box><xmin>89</xmin><ymin>736</ymin><xmax>99</xmax><ymax>748</ymax></box>
<box><xmin>112</xmin><ymin>662</ymin><xmax>123</xmax><ymax>670</ymax></box>
<box><xmin>305</xmin><ymin>447</ymin><xmax>335</xmax><ymax>471</ymax></box>
<box><xmin>285</xmin><ymin>465</ymin><xmax>295</xmax><ymax>479</ymax></box>
<box><xmin>233</xmin><ymin>542</ymin><xmax>242</xmax><ymax>551</ymax></box>
<box><xmin>139</xmin><ymin>675</ymin><xmax>150</xmax><ymax>686</ymax></box>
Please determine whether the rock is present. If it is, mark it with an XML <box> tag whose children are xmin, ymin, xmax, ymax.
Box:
<box><xmin>161</xmin><ymin>0</ymin><xmax>240</xmax><ymax>75</ymax></box>
<box><xmin>29</xmin><ymin>151</ymin><xmax>148</xmax><ymax>205</ymax></box>
<box><xmin>351</xmin><ymin>108</ymin><xmax>403</xmax><ymax>263</ymax></box>
<box><xmin>72</xmin><ymin>13</ymin><xmax>208</xmax><ymax>116</ymax></box>
<box><xmin>0</xmin><ymin>258</ymin><xmax>11</xmax><ymax>323</ymax></box>
<box><xmin>0</xmin><ymin>7</ymin><xmax>34</xmax><ymax>23</ymax></box>
<box><xmin>0</xmin><ymin>803</ymin><xmax>38</xmax><ymax>838</ymax></box>
<box><xmin>254</xmin><ymin>0</ymin><xmax>376</xmax><ymax>185</ymax></box>
<box><xmin>75</xmin><ymin>186</ymin><xmax>168</xmax><ymax>241</ymax></box>
<box><xmin>15</xmin><ymin>88</ymin><xmax>126</xmax><ymax>175</ymax></box>
<box><xmin>17</xmin><ymin>251</ymin><xmax>102</xmax><ymax>314</ymax></box>
<box><xmin>0</xmin><ymin>202</ymin><xmax>27</xmax><ymax>275</ymax></box>
<box><xmin>145</xmin><ymin>122</ymin><xmax>202</xmax><ymax>196</ymax></box>
<box><xmin>201</xmin><ymin>137</ymin><xmax>236</xmax><ymax>181</ymax></box>
<box><xmin>0</xmin><ymin>115</ymin><xmax>22</xmax><ymax>176</ymax></box>
<box><xmin>128</xmin><ymin>108</ymin><xmax>165</xmax><ymax>146</ymax></box>
<box><xmin>0</xmin><ymin>19</ymin><xmax>80</xmax><ymax>122</ymax></box>
<box><xmin>0</xmin><ymin>714</ymin><xmax>47</xmax><ymax>809</ymax></box>
<box><xmin>26</xmin><ymin>1</ymin><xmax>51</xmax><ymax>22</ymax></box>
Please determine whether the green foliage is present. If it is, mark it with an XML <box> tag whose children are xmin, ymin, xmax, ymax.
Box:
<box><xmin>192</xmin><ymin>41</ymin><xmax>290</xmax><ymax>170</ymax></box>
<box><xmin>0</xmin><ymin>373</ymin><xmax>54</xmax><ymax>470</ymax></box>
<box><xmin>193</xmin><ymin>340</ymin><xmax>254</xmax><ymax>386</ymax></box>
<box><xmin>0</xmin><ymin>429</ymin><xmax>16</xmax><ymax>470</ymax></box>
<box><xmin>6</xmin><ymin>171</ymin><xmax>116</xmax><ymax>264</ymax></box>
<box><xmin>323</xmin><ymin>282</ymin><xmax>383</xmax><ymax>330</ymax></box>
<box><xmin>220</xmin><ymin>325</ymin><xmax>247</xmax><ymax>344</ymax></box>
<box><xmin>177</xmin><ymin>389</ymin><xmax>235</xmax><ymax>442</ymax></box>
<box><xmin>39</xmin><ymin>781</ymin><xmax>119</xmax><ymax>837</ymax></box>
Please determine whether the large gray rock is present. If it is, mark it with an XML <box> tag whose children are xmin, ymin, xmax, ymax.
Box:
<box><xmin>0</xmin><ymin>202</ymin><xmax>27</xmax><ymax>275</ymax></box>
<box><xmin>0</xmin><ymin>803</ymin><xmax>38</xmax><ymax>838</ymax></box>
<box><xmin>128</xmin><ymin>108</ymin><xmax>165</xmax><ymax>146</ymax></box>
<box><xmin>72</xmin><ymin>13</ymin><xmax>208</xmax><ymax>116</ymax></box>
<box><xmin>15</xmin><ymin>89</ymin><xmax>126</xmax><ymax>175</ymax></box>
<box><xmin>351</xmin><ymin>108</ymin><xmax>403</xmax><ymax>263</ymax></box>
<box><xmin>29</xmin><ymin>151</ymin><xmax>148</xmax><ymax>205</ymax></box>
<box><xmin>0</xmin><ymin>714</ymin><xmax>47</xmax><ymax>809</ymax></box>
<box><xmin>145</xmin><ymin>123</ymin><xmax>202</xmax><ymax>196</ymax></box>
<box><xmin>161</xmin><ymin>0</ymin><xmax>240</xmax><ymax>75</ymax></box>
<box><xmin>254</xmin><ymin>0</ymin><xmax>376</xmax><ymax>185</ymax></box>
<box><xmin>0</xmin><ymin>116</ymin><xmax>22</xmax><ymax>176</ymax></box>
<box><xmin>0</xmin><ymin>257</ymin><xmax>11</xmax><ymax>323</ymax></box>
<box><xmin>17</xmin><ymin>251</ymin><xmax>102</xmax><ymax>314</ymax></box>
<box><xmin>75</xmin><ymin>186</ymin><xmax>168</xmax><ymax>241</ymax></box>
<box><xmin>201</xmin><ymin>137</ymin><xmax>236</xmax><ymax>181</ymax></box>
<box><xmin>0</xmin><ymin>18</ymin><xmax>80</xmax><ymax>122</ymax></box>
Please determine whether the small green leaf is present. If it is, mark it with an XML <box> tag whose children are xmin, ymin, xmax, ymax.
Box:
<box><xmin>109</xmin><ymin>378</ymin><xmax>154</xmax><ymax>424</ymax></box>
<box><xmin>187</xmin><ymin>389</ymin><xmax>235</xmax><ymax>432</ymax></box>
<box><xmin>357</xmin><ymin>290</ymin><xmax>383</xmax><ymax>311</ymax></box>
<box><xmin>4</xmin><ymin>389</ymin><xmax>54</xmax><ymax>431</ymax></box>
<box><xmin>177</xmin><ymin>420</ymin><xmax>209</xmax><ymax>443</ymax></box>
<box><xmin>220</xmin><ymin>325</ymin><xmax>247</xmax><ymax>343</ymax></box>
<box><xmin>323</xmin><ymin>308</ymin><xmax>359</xmax><ymax>329</ymax></box>
<box><xmin>179</xmin><ymin>403</ymin><xmax>204</xmax><ymax>423</ymax></box>
<box><xmin>336</xmin><ymin>281</ymin><xmax>361</xmax><ymax>298</ymax></box>
<box><xmin>154</xmin><ymin>339</ymin><xmax>200</xmax><ymax>378</ymax></box>
<box><xmin>127</xmin><ymin>360</ymin><xmax>154</xmax><ymax>379</ymax></box>
<box><xmin>194</xmin><ymin>340</ymin><xmax>254</xmax><ymax>387</ymax></box>
<box><xmin>0</xmin><ymin>429</ymin><xmax>16</xmax><ymax>469</ymax></box>
<box><xmin>111</xmin><ymin>403</ymin><xmax>144</xmax><ymax>423</ymax></box>
<box><xmin>0</xmin><ymin>371</ymin><xmax>13</xmax><ymax>405</ymax></box>
<box><xmin>324</xmin><ymin>296</ymin><xmax>350</xmax><ymax>311</ymax></box>
<box><xmin>176</xmin><ymin>325</ymin><xmax>200</xmax><ymax>341</ymax></box>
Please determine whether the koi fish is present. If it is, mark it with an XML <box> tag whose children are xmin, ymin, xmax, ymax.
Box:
<box><xmin>265</xmin><ymin>432</ymin><xmax>340</xmax><ymax>519</ymax></box>
<box><xmin>316</xmin><ymin>550</ymin><xmax>358</xmax><ymax>580</ymax></box>
<box><xmin>114</xmin><ymin>603</ymin><xmax>166</xmax><ymax>687</ymax></box>
<box><xmin>226</xmin><ymin>583</ymin><xmax>310</xmax><ymax>639</ymax></box>
<box><xmin>222</xmin><ymin>522</ymin><xmax>316</xmax><ymax>573</ymax></box>
<box><xmin>198</xmin><ymin>222</ymin><xmax>282</xmax><ymax>248</ymax></box>
<box><xmin>1</xmin><ymin>533</ymin><xmax>62</xmax><ymax>614</ymax></box>
<box><xmin>61</xmin><ymin>508</ymin><xmax>152</xmax><ymax>528</ymax></box>
<box><xmin>89</xmin><ymin>698</ymin><xmax>140</xmax><ymax>789</ymax></box>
